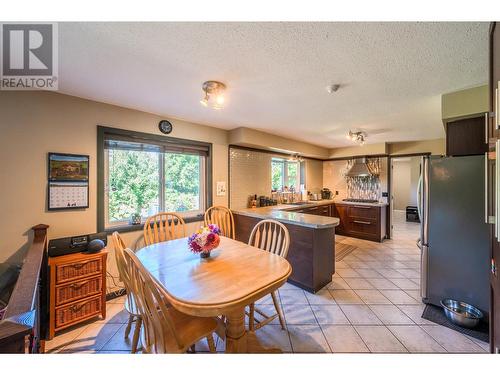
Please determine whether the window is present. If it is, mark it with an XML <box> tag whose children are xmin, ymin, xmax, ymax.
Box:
<box><xmin>271</xmin><ymin>158</ymin><xmax>300</xmax><ymax>191</ymax></box>
<box><xmin>98</xmin><ymin>127</ymin><xmax>211</xmax><ymax>230</ymax></box>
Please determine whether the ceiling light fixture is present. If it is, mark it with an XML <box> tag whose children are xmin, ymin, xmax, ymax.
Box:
<box><xmin>346</xmin><ymin>130</ymin><xmax>367</xmax><ymax>146</ymax></box>
<box><xmin>200</xmin><ymin>80</ymin><xmax>226</xmax><ymax>110</ymax></box>
<box><xmin>288</xmin><ymin>153</ymin><xmax>304</xmax><ymax>163</ymax></box>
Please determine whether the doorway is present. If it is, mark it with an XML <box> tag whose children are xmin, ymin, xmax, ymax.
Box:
<box><xmin>389</xmin><ymin>156</ymin><xmax>422</xmax><ymax>239</ymax></box>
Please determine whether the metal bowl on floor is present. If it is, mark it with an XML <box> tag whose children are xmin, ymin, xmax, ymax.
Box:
<box><xmin>440</xmin><ymin>299</ymin><xmax>483</xmax><ymax>328</ymax></box>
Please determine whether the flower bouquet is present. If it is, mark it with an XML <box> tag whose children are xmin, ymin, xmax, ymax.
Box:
<box><xmin>188</xmin><ymin>224</ymin><xmax>221</xmax><ymax>258</ymax></box>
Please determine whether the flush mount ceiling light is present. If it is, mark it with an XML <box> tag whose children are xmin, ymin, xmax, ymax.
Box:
<box><xmin>346</xmin><ymin>130</ymin><xmax>367</xmax><ymax>146</ymax></box>
<box><xmin>288</xmin><ymin>153</ymin><xmax>304</xmax><ymax>163</ymax></box>
<box><xmin>200</xmin><ymin>80</ymin><xmax>226</xmax><ymax>110</ymax></box>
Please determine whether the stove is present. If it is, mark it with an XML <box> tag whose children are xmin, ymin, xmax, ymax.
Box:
<box><xmin>342</xmin><ymin>198</ymin><xmax>379</xmax><ymax>203</ymax></box>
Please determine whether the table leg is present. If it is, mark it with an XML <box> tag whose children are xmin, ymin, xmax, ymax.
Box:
<box><xmin>225</xmin><ymin>307</ymin><xmax>247</xmax><ymax>353</ymax></box>
<box><xmin>224</xmin><ymin>306</ymin><xmax>282</xmax><ymax>353</ymax></box>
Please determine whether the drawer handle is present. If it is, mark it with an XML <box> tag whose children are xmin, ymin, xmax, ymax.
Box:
<box><xmin>352</xmin><ymin>206</ymin><xmax>371</xmax><ymax>209</ymax></box>
<box><xmin>69</xmin><ymin>281</ymin><xmax>88</xmax><ymax>289</ymax></box>
<box><xmin>353</xmin><ymin>220</ymin><xmax>371</xmax><ymax>225</ymax></box>
<box><xmin>70</xmin><ymin>303</ymin><xmax>85</xmax><ymax>313</ymax></box>
<box><xmin>71</xmin><ymin>261</ymin><xmax>90</xmax><ymax>269</ymax></box>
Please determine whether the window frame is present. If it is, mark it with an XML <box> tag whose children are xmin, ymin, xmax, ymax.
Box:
<box><xmin>271</xmin><ymin>157</ymin><xmax>300</xmax><ymax>192</ymax></box>
<box><xmin>97</xmin><ymin>126</ymin><xmax>213</xmax><ymax>233</ymax></box>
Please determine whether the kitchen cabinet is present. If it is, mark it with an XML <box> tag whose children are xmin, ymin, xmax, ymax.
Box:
<box><xmin>445</xmin><ymin>116</ymin><xmax>488</xmax><ymax>156</ymax></box>
<box><xmin>291</xmin><ymin>204</ymin><xmax>332</xmax><ymax>217</ymax></box>
<box><xmin>333</xmin><ymin>203</ymin><xmax>387</xmax><ymax>242</ymax></box>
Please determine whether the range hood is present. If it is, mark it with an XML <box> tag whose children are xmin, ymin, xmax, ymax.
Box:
<box><xmin>346</xmin><ymin>157</ymin><xmax>373</xmax><ymax>177</ymax></box>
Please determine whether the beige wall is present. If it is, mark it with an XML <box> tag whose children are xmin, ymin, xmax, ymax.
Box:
<box><xmin>304</xmin><ymin>159</ymin><xmax>323</xmax><ymax>193</ymax></box>
<box><xmin>388</xmin><ymin>139</ymin><xmax>445</xmax><ymax>156</ymax></box>
<box><xmin>229</xmin><ymin>148</ymin><xmax>273</xmax><ymax>209</ymax></box>
<box><xmin>0</xmin><ymin>91</ymin><xmax>229</xmax><ymax>267</ymax></box>
<box><xmin>229</xmin><ymin>148</ymin><xmax>323</xmax><ymax>209</ymax></box>
<box><xmin>441</xmin><ymin>85</ymin><xmax>489</xmax><ymax>121</ymax></box>
<box><xmin>391</xmin><ymin>157</ymin><xmax>420</xmax><ymax>210</ymax></box>
<box><xmin>329</xmin><ymin>139</ymin><xmax>445</xmax><ymax>158</ymax></box>
<box><xmin>328</xmin><ymin>143</ymin><xmax>388</xmax><ymax>158</ymax></box>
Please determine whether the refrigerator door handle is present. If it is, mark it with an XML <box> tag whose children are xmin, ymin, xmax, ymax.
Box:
<box><xmin>417</xmin><ymin>174</ymin><xmax>423</xmax><ymax>223</ymax></box>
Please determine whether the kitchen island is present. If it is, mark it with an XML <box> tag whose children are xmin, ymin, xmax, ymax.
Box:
<box><xmin>232</xmin><ymin>201</ymin><xmax>339</xmax><ymax>293</ymax></box>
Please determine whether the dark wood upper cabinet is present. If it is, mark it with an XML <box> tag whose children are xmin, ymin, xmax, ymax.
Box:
<box><xmin>445</xmin><ymin>115</ymin><xmax>488</xmax><ymax>156</ymax></box>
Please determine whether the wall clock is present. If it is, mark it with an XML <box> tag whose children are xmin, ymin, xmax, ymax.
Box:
<box><xmin>158</xmin><ymin>120</ymin><xmax>173</xmax><ymax>134</ymax></box>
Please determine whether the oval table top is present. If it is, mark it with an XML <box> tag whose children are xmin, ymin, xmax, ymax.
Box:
<box><xmin>136</xmin><ymin>236</ymin><xmax>292</xmax><ymax>317</ymax></box>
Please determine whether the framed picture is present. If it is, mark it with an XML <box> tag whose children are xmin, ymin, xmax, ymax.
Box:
<box><xmin>48</xmin><ymin>153</ymin><xmax>89</xmax><ymax>210</ymax></box>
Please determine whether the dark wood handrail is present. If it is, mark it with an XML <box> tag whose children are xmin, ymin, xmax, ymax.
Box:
<box><xmin>0</xmin><ymin>224</ymin><xmax>48</xmax><ymax>353</ymax></box>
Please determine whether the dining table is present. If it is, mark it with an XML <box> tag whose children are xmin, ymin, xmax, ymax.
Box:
<box><xmin>135</xmin><ymin>235</ymin><xmax>292</xmax><ymax>353</ymax></box>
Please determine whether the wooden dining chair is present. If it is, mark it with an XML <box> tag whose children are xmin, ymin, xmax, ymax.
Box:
<box><xmin>111</xmin><ymin>232</ymin><xmax>143</xmax><ymax>353</ymax></box>
<box><xmin>121</xmin><ymin>247</ymin><xmax>218</xmax><ymax>354</ymax></box>
<box><xmin>204</xmin><ymin>206</ymin><xmax>235</xmax><ymax>239</ymax></box>
<box><xmin>143</xmin><ymin>212</ymin><xmax>186</xmax><ymax>246</ymax></box>
<box><xmin>246</xmin><ymin>219</ymin><xmax>290</xmax><ymax>331</ymax></box>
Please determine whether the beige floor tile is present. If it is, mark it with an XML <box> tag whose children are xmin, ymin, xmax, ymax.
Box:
<box><xmin>279</xmin><ymin>289</ymin><xmax>308</xmax><ymax>305</ymax></box>
<box><xmin>45</xmin><ymin>325</ymin><xmax>89</xmax><ymax>353</ymax></box>
<box><xmin>397</xmin><ymin>304</ymin><xmax>436</xmax><ymax>325</ymax></box>
<box><xmin>327</xmin><ymin>277</ymin><xmax>351</xmax><ymax>290</ymax></box>
<box><xmin>354</xmin><ymin>325</ymin><xmax>407</xmax><ymax>353</ymax></box>
<box><xmin>107</xmin><ymin>295</ymin><xmax>127</xmax><ymax>304</ymax></box>
<box><xmin>354</xmin><ymin>289</ymin><xmax>392</xmax><ymax>304</ymax></box>
<box><xmin>321</xmin><ymin>325</ymin><xmax>369</xmax><ymax>353</ymax></box>
<box><xmin>376</xmin><ymin>268</ymin><xmax>406</xmax><ymax>278</ymax></box>
<box><xmin>336</xmin><ymin>268</ymin><xmax>362</xmax><ymax>278</ymax></box>
<box><xmin>365</xmin><ymin>278</ymin><xmax>399</xmax><ymax>290</ymax></box>
<box><xmin>255</xmin><ymin>292</ymin><xmax>275</xmax><ymax>305</ymax></box>
<box><xmin>101</xmin><ymin>324</ymin><xmax>137</xmax><ymax>352</ymax></box>
<box><xmin>305</xmin><ymin>289</ymin><xmax>336</xmax><ymax>305</ymax></box>
<box><xmin>387</xmin><ymin>278</ymin><xmax>419</xmax><ymax>289</ymax></box>
<box><xmin>355</xmin><ymin>269</ymin><xmax>383</xmax><ymax>278</ymax></box>
<box><xmin>420</xmin><ymin>326</ymin><xmax>486</xmax><ymax>353</ymax></box>
<box><xmin>344</xmin><ymin>278</ymin><xmax>375</xmax><ymax>290</ymax></box>
<box><xmin>340</xmin><ymin>305</ymin><xmax>383</xmax><ymax>325</ymax></box>
<box><xmin>283</xmin><ymin>304</ymin><xmax>317</xmax><ymax>324</ymax></box>
<box><xmin>335</xmin><ymin>261</ymin><xmax>351</xmax><ymax>269</ymax></box>
<box><xmin>330</xmin><ymin>289</ymin><xmax>364</xmax><ymax>304</ymax></box>
<box><xmin>279</xmin><ymin>282</ymin><xmax>302</xmax><ymax>291</ymax></box>
<box><xmin>288</xmin><ymin>325</ymin><xmax>331</xmax><ymax>353</ymax></box>
<box><xmin>253</xmin><ymin>303</ymin><xmax>283</xmax><ymax>325</ymax></box>
<box><xmin>387</xmin><ymin>325</ymin><xmax>446</xmax><ymax>353</ymax></box>
<box><xmin>253</xmin><ymin>324</ymin><xmax>292</xmax><ymax>353</ymax></box>
<box><xmin>101</xmin><ymin>303</ymin><xmax>130</xmax><ymax>324</ymax></box>
<box><xmin>311</xmin><ymin>305</ymin><xmax>350</xmax><ymax>325</ymax></box>
<box><xmin>368</xmin><ymin>304</ymin><xmax>414</xmax><ymax>325</ymax></box>
<box><xmin>380</xmin><ymin>290</ymin><xmax>420</xmax><ymax>305</ymax></box>
<box><xmin>403</xmin><ymin>289</ymin><xmax>422</xmax><ymax>301</ymax></box>
<box><xmin>61</xmin><ymin>323</ymin><xmax>123</xmax><ymax>352</ymax></box>
<box><xmin>396</xmin><ymin>269</ymin><xmax>420</xmax><ymax>278</ymax></box>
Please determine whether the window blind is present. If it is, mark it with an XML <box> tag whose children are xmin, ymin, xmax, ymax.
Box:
<box><xmin>103</xmin><ymin>132</ymin><xmax>210</xmax><ymax>157</ymax></box>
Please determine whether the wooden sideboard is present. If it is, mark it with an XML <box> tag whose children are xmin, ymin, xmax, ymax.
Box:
<box><xmin>47</xmin><ymin>251</ymin><xmax>107</xmax><ymax>339</ymax></box>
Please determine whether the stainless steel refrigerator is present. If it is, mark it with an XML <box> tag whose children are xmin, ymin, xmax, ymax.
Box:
<box><xmin>417</xmin><ymin>155</ymin><xmax>490</xmax><ymax>319</ymax></box>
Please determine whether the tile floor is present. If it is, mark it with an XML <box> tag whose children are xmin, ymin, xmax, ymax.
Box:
<box><xmin>45</xmin><ymin>216</ymin><xmax>490</xmax><ymax>354</ymax></box>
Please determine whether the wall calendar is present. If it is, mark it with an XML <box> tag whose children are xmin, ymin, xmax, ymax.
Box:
<box><xmin>48</xmin><ymin>153</ymin><xmax>89</xmax><ymax>210</ymax></box>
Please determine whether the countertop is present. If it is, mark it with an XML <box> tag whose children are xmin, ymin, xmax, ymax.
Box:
<box><xmin>232</xmin><ymin>199</ymin><xmax>388</xmax><ymax>229</ymax></box>
<box><xmin>334</xmin><ymin>200</ymin><xmax>389</xmax><ymax>207</ymax></box>
<box><xmin>232</xmin><ymin>200</ymin><xmax>340</xmax><ymax>229</ymax></box>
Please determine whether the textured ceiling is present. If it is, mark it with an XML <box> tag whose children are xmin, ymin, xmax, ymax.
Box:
<box><xmin>58</xmin><ymin>22</ymin><xmax>489</xmax><ymax>147</ymax></box>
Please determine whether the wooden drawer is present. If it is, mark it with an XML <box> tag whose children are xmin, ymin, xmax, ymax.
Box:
<box><xmin>55</xmin><ymin>276</ymin><xmax>102</xmax><ymax>306</ymax></box>
<box><xmin>348</xmin><ymin>205</ymin><xmax>378</xmax><ymax>220</ymax></box>
<box><xmin>56</xmin><ymin>257</ymin><xmax>103</xmax><ymax>284</ymax></box>
<box><xmin>55</xmin><ymin>295</ymin><xmax>102</xmax><ymax>329</ymax></box>
<box><xmin>349</xmin><ymin>219</ymin><xmax>379</xmax><ymax>236</ymax></box>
